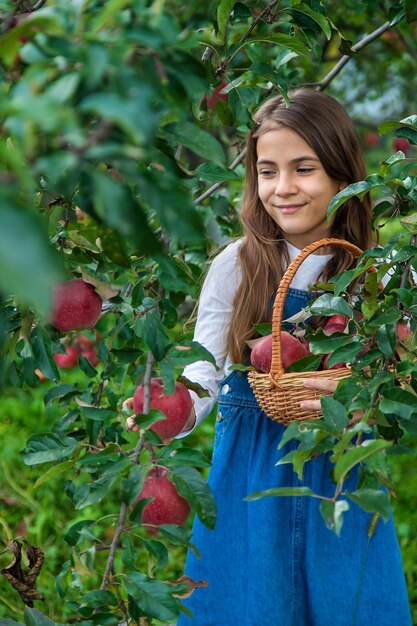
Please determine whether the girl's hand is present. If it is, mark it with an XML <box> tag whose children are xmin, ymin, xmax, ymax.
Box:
<box><xmin>123</xmin><ymin>398</ymin><xmax>197</xmax><ymax>436</ymax></box>
<box><xmin>299</xmin><ymin>378</ymin><xmax>338</xmax><ymax>411</ymax></box>
<box><xmin>123</xmin><ymin>397</ymin><xmax>138</xmax><ymax>432</ymax></box>
<box><xmin>299</xmin><ymin>378</ymin><xmax>366</xmax><ymax>428</ymax></box>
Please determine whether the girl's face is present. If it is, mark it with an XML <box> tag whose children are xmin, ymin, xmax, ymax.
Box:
<box><xmin>256</xmin><ymin>126</ymin><xmax>346</xmax><ymax>250</ymax></box>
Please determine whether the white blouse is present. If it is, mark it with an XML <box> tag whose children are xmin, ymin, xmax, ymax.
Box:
<box><xmin>178</xmin><ymin>238</ymin><xmax>332</xmax><ymax>437</ymax></box>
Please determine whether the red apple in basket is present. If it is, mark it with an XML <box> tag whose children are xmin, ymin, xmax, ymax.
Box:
<box><xmin>133</xmin><ymin>467</ymin><xmax>190</xmax><ymax>534</ymax></box>
<box><xmin>323</xmin><ymin>314</ymin><xmax>348</xmax><ymax>334</ymax></box>
<box><xmin>321</xmin><ymin>314</ymin><xmax>348</xmax><ymax>370</ymax></box>
<box><xmin>250</xmin><ymin>331</ymin><xmax>309</xmax><ymax>373</ymax></box>
<box><xmin>133</xmin><ymin>377</ymin><xmax>193</xmax><ymax>440</ymax></box>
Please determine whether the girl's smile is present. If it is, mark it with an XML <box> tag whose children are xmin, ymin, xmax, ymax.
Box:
<box><xmin>256</xmin><ymin>126</ymin><xmax>347</xmax><ymax>250</ymax></box>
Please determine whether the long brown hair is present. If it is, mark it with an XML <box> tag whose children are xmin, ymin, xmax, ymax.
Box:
<box><xmin>228</xmin><ymin>89</ymin><xmax>373</xmax><ymax>363</ymax></box>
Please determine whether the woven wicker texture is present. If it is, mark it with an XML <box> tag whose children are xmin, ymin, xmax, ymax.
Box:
<box><xmin>248</xmin><ymin>238</ymin><xmax>363</xmax><ymax>425</ymax></box>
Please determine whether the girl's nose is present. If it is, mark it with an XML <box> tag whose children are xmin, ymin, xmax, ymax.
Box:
<box><xmin>274</xmin><ymin>174</ymin><xmax>296</xmax><ymax>197</ymax></box>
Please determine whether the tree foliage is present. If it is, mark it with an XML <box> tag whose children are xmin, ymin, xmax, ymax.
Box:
<box><xmin>0</xmin><ymin>0</ymin><xmax>417</xmax><ymax>623</ymax></box>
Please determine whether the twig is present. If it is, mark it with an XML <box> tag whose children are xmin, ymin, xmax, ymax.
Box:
<box><xmin>195</xmin><ymin>148</ymin><xmax>246</xmax><ymax>205</ymax></box>
<box><xmin>318</xmin><ymin>21</ymin><xmax>391</xmax><ymax>90</ymax></box>
<box><xmin>32</xmin><ymin>0</ymin><xmax>48</xmax><ymax>9</ymax></box>
<box><xmin>101</xmin><ymin>351</ymin><xmax>155</xmax><ymax>590</ymax></box>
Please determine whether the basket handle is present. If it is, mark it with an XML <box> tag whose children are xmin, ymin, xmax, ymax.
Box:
<box><xmin>269</xmin><ymin>237</ymin><xmax>363</xmax><ymax>382</ymax></box>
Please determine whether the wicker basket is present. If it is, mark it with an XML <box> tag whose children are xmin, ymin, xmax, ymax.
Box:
<box><xmin>248</xmin><ymin>238</ymin><xmax>364</xmax><ymax>425</ymax></box>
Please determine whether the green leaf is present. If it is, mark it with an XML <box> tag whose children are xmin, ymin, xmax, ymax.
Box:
<box><xmin>333</xmin><ymin>439</ymin><xmax>393</xmax><ymax>483</ymax></box>
<box><xmin>80</xmin><ymin>88</ymin><xmax>156</xmax><ymax>144</ymax></box>
<box><xmin>63</xmin><ymin>520</ymin><xmax>96</xmax><ymax>546</ymax></box>
<box><xmin>276</xmin><ymin>449</ymin><xmax>312</xmax><ymax>480</ymax></box>
<box><xmin>30</xmin><ymin>326</ymin><xmax>60</xmax><ymax>381</ymax></box>
<box><xmin>21</xmin><ymin>434</ymin><xmax>78</xmax><ymax>466</ymax></box>
<box><xmin>309</xmin><ymin>295</ymin><xmax>353</xmax><ymax>318</ymax></box>
<box><xmin>158</xmin><ymin>447</ymin><xmax>211</xmax><ymax>468</ymax></box>
<box><xmin>44</xmin><ymin>384</ymin><xmax>79</xmax><ymax>406</ymax></box>
<box><xmin>166</xmin><ymin>122</ymin><xmax>225</xmax><ymax>166</ymax></box>
<box><xmin>380</xmin><ymin>387</ymin><xmax>417</xmax><ymax>420</ymax></box>
<box><xmin>80</xmin><ymin>589</ymin><xmax>118</xmax><ymax>608</ymax></box>
<box><xmin>285</xmin><ymin>354</ymin><xmax>322</xmax><ymax>372</ymax></box>
<box><xmin>143</xmin><ymin>538</ymin><xmax>169</xmax><ymax>568</ymax></box>
<box><xmin>345</xmin><ymin>489</ymin><xmax>391</xmax><ymax>522</ymax></box>
<box><xmin>124</xmin><ymin>571</ymin><xmax>180</xmax><ymax>622</ymax></box>
<box><xmin>244</xmin><ymin>33</ymin><xmax>310</xmax><ymax>58</ymax></box>
<box><xmin>289</xmin><ymin>4</ymin><xmax>332</xmax><ymax>39</ymax></box>
<box><xmin>376</xmin><ymin>324</ymin><xmax>397</xmax><ymax>357</ymax></box>
<box><xmin>34</xmin><ymin>460</ymin><xmax>75</xmax><ymax>488</ymax></box>
<box><xmin>79</xmin><ymin>407</ymin><xmax>118</xmax><ymax>422</ymax></box>
<box><xmin>92</xmin><ymin>172</ymin><xmax>158</xmax><ymax>253</ymax></box>
<box><xmin>137</xmin><ymin>314</ymin><xmax>171</xmax><ymax>362</ymax></box>
<box><xmin>24</xmin><ymin>607</ymin><xmax>59</xmax><ymax>626</ymax></box>
<box><xmin>325</xmin><ymin>338</ymin><xmax>363</xmax><ymax>368</ymax></box>
<box><xmin>379</xmin><ymin>115</ymin><xmax>417</xmax><ymax>135</ymax></box>
<box><xmin>321</xmin><ymin>396</ymin><xmax>349</xmax><ymax>432</ymax></box>
<box><xmin>171</xmin><ymin>466</ymin><xmax>216</xmax><ymax>530</ymax></box>
<box><xmin>138</xmin><ymin>170</ymin><xmax>205</xmax><ymax>243</ymax></box>
<box><xmin>121</xmin><ymin>464</ymin><xmax>147</xmax><ymax>507</ymax></box>
<box><xmin>327</xmin><ymin>179</ymin><xmax>389</xmax><ymax>220</ymax></box>
<box><xmin>400</xmin><ymin>213</ymin><xmax>417</xmax><ymax>234</ymax></box>
<box><xmin>92</xmin><ymin>0</ymin><xmax>133</xmax><ymax>30</ymax></box>
<box><xmin>155</xmin><ymin>524</ymin><xmax>192</xmax><ymax>546</ymax></box>
<box><xmin>194</xmin><ymin>162</ymin><xmax>240</xmax><ymax>183</ymax></box>
<box><xmin>308</xmin><ymin>330</ymin><xmax>351</xmax><ymax>355</ymax></box>
<box><xmin>319</xmin><ymin>500</ymin><xmax>349</xmax><ymax>536</ymax></box>
<box><xmin>216</xmin><ymin>0</ymin><xmax>237</xmax><ymax>43</ymax></box>
<box><xmin>73</xmin><ymin>476</ymin><xmax>117</xmax><ymax>509</ymax></box>
<box><xmin>0</xmin><ymin>195</ymin><xmax>64</xmax><ymax>315</ymax></box>
<box><xmin>245</xmin><ymin>486</ymin><xmax>315</xmax><ymax>501</ymax></box>
<box><xmin>78</xmin><ymin>353</ymin><xmax>98</xmax><ymax>378</ymax></box>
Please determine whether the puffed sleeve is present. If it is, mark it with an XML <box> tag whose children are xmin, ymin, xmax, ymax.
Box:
<box><xmin>176</xmin><ymin>239</ymin><xmax>242</xmax><ymax>437</ymax></box>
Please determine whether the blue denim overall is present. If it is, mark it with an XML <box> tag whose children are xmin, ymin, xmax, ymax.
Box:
<box><xmin>178</xmin><ymin>288</ymin><xmax>411</xmax><ymax>626</ymax></box>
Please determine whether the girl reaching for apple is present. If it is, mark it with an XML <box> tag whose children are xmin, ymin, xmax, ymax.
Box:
<box><xmin>169</xmin><ymin>91</ymin><xmax>412</xmax><ymax>625</ymax></box>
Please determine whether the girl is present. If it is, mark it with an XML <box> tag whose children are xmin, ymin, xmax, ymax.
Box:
<box><xmin>126</xmin><ymin>89</ymin><xmax>412</xmax><ymax>625</ymax></box>
<box><xmin>173</xmin><ymin>89</ymin><xmax>411</xmax><ymax>626</ymax></box>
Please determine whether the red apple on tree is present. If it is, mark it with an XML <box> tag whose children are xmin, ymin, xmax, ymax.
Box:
<box><xmin>133</xmin><ymin>378</ymin><xmax>193</xmax><ymax>440</ymax></box>
<box><xmin>133</xmin><ymin>467</ymin><xmax>190</xmax><ymax>534</ymax></box>
<box><xmin>80</xmin><ymin>349</ymin><xmax>100</xmax><ymax>367</ymax></box>
<box><xmin>53</xmin><ymin>344</ymin><xmax>79</xmax><ymax>369</ymax></box>
<box><xmin>365</xmin><ymin>132</ymin><xmax>379</xmax><ymax>147</ymax></box>
<box><xmin>50</xmin><ymin>279</ymin><xmax>102</xmax><ymax>332</ymax></box>
<box><xmin>394</xmin><ymin>137</ymin><xmax>409</xmax><ymax>153</ymax></box>
<box><xmin>250</xmin><ymin>331</ymin><xmax>309</xmax><ymax>373</ymax></box>
<box><xmin>74</xmin><ymin>330</ymin><xmax>101</xmax><ymax>352</ymax></box>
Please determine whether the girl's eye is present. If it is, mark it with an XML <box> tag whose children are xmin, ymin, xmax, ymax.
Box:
<box><xmin>297</xmin><ymin>167</ymin><xmax>314</xmax><ymax>174</ymax></box>
<box><xmin>258</xmin><ymin>169</ymin><xmax>274</xmax><ymax>177</ymax></box>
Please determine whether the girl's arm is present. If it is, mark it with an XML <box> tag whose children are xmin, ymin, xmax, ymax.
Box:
<box><xmin>176</xmin><ymin>240</ymin><xmax>242</xmax><ymax>437</ymax></box>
